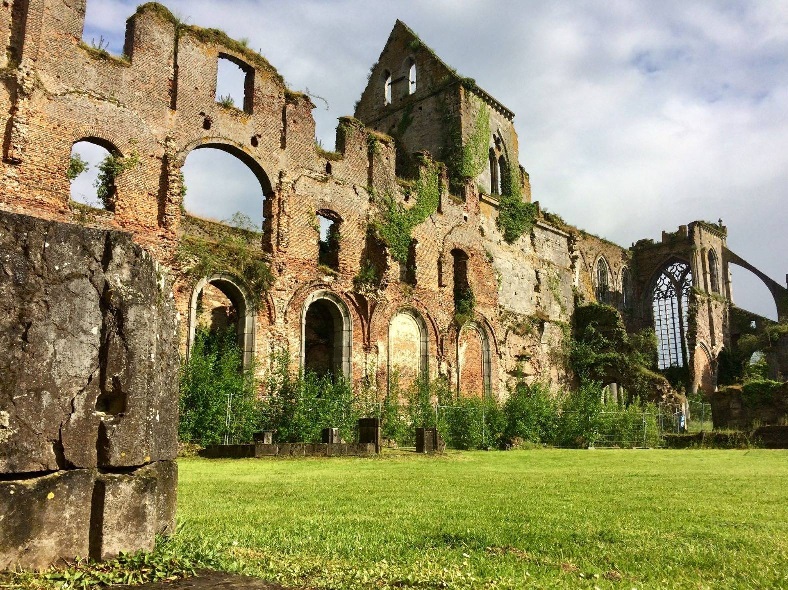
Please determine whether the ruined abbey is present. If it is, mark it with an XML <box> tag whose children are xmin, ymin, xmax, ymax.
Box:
<box><xmin>2</xmin><ymin>0</ymin><xmax>788</xmax><ymax>569</ymax></box>
<box><xmin>2</xmin><ymin>1</ymin><xmax>787</xmax><ymax>399</ymax></box>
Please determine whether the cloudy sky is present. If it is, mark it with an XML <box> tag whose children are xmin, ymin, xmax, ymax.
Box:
<box><xmin>78</xmin><ymin>0</ymin><xmax>788</xmax><ymax>319</ymax></box>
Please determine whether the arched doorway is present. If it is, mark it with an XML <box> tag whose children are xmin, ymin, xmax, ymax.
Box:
<box><xmin>187</xmin><ymin>274</ymin><xmax>255</xmax><ymax>368</ymax></box>
<box><xmin>301</xmin><ymin>291</ymin><xmax>352</xmax><ymax>380</ymax></box>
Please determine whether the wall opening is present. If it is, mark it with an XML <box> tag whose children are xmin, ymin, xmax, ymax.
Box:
<box><xmin>595</xmin><ymin>258</ymin><xmax>610</xmax><ymax>304</ymax></box>
<box><xmin>652</xmin><ymin>260</ymin><xmax>692</xmax><ymax>369</ymax></box>
<box><xmin>708</xmin><ymin>249</ymin><xmax>720</xmax><ymax>294</ymax></box>
<box><xmin>400</xmin><ymin>239</ymin><xmax>417</xmax><ymax>285</ymax></box>
<box><xmin>181</xmin><ymin>145</ymin><xmax>271</xmax><ymax>238</ymax></box>
<box><xmin>489</xmin><ymin>148</ymin><xmax>500</xmax><ymax>195</ymax></box>
<box><xmin>317</xmin><ymin>211</ymin><xmax>341</xmax><ymax>270</ymax></box>
<box><xmin>68</xmin><ymin>140</ymin><xmax>119</xmax><ymax>211</ymax></box>
<box><xmin>302</xmin><ymin>291</ymin><xmax>351</xmax><ymax>380</ymax></box>
<box><xmin>452</xmin><ymin>248</ymin><xmax>471</xmax><ymax>313</ymax></box>
<box><xmin>383</xmin><ymin>70</ymin><xmax>392</xmax><ymax>105</ymax></box>
<box><xmin>216</xmin><ymin>54</ymin><xmax>254</xmax><ymax>113</ymax></box>
<box><xmin>622</xmin><ymin>267</ymin><xmax>632</xmax><ymax>311</ymax></box>
<box><xmin>407</xmin><ymin>58</ymin><xmax>417</xmax><ymax>94</ymax></box>
<box><xmin>187</xmin><ymin>274</ymin><xmax>255</xmax><ymax>369</ymax></box>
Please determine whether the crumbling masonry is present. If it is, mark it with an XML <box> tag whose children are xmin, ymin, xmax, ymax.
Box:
<box><xmin>1</xmin><ymin>1</ymin><xmax>787</xmax><ymax>568</ymax></box>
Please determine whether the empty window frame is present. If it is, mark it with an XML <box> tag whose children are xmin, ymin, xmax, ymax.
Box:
<box><xmin>383</xmin><ymin>70</ymin><xmax>392</xmax><ymax>105</ymax></box>
<box><xmin>652</xmin><ymin>261</ymin><xmax>693</xmax><ymax>369</ymax></box>
<box><xmin>595</xmin><ymin>258</ymin><xmax>610</xmax><ymax>304</ymax></box>
<box><xmin>489</xmin><ymin>148</ymin><xmax>500</xmax><ymax>195</ymax></box>
<box><xmin>708</xmin><ymin>249</ymin><xmax>720</xmax><ymax>294</ymax></box>
<box><xmin>216</xmin><ymin>54</ymin><xmax>254</xmax><ymax>113</ymax></box>
<box><xmin>407</xmin><ymin>58</ymin><xmax>417</xmax><ymax>94</ymax></box>
<box><xmin>621</xmin><ymin>267</ymin><xmax>632</xmax><ymax>310</ymax></box>
<box><xmin>317</xmin><ymin>212</ymin><xmax>341</xmax><ymax>270</ymax></box>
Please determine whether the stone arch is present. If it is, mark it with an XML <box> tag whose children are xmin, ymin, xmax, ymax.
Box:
<box><xmin>177</xmin><ymin>139</ymin><xmax>275</xmax><ymax>247</ymax></box>
<box><xmin>176</xmin><ymin>139</ymin><xmax>274</xmax><ymax>197</ymax></box>
<box><xmin>694</xmin><ymin>341</ymin><xmax>715</xmax><ymax>395</ymax></box>
<box><xmin>621</xmin><ymin>266</ymin><xmax>632</xmax><ymax>311</ymax></box>
<box><xmin>457</xmin><ymin>321</ymin><xmax>492</xmax><ymax>398</ymax></box>
<box><xmin>301</xmin><ymin>290</ymin><xmax>352</xmax><ymax>379</ymax></box>
<box><xmin>387</xmin><ymin>307</ymin><xmax>429</xmax><ymax>391</ymax></box>
<box><xmin>187</xmin><ymin>273</ymin><xmax>255</xmax><ymax>368</ymax></box>
<box><xmin>724</xmin><ymin>248</ymin><xmax>787</xmax><ymax>321</ymax></box>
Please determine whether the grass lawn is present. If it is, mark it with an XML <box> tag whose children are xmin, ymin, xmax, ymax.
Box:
<box><xmin>172</xmin><ymin>449</ymin><xmax>788</xmax><ymax>589</ymax></box>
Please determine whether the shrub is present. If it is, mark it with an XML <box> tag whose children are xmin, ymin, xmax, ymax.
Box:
<box><xmin>502</xmin><ymin>381</ymin><xmax>559</xmax><ymax>445</ymax></box>
<box><xmin>179</xmin><ymin>327</ymin><xmax>260</xmax><ymax>446</ymax></box>
<box><xmin>260</xmin><ymin>351</ymin><xmax>360</xmax><ymax>443</ymax></box>
<box><xmin>555</xmin><ymin>381</ymin><xmax>603</xmax><ymax>448</ymax></box>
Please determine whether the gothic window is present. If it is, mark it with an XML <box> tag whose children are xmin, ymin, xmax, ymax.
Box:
<box><xmin>708</xmin><ymin>249</ymin><xmax>720</xmax><ymax>294</ymax></box>
<box><xmin>383</xmin><ymin>70</ymin><xmax>392</xmax><ymax>105</ymax></box>
<box><xmin>652</xmin><ymin>261</ymin><xmax>693</xmax><ymax>369</ymax></box>
<box><xmin>498</xmin><ymin>155</ymin><xmax>507</xmax><ymax>194</ymax></box>
<box><xmin>489</xmin><ymin>148</ymin><xmax>499</xmax><ymax>195</ymax></box>
<box><xmin>407</xmin><ymin>58</ymin><xmax>417</xmax><ymax>94</ymax></box>
<box><xmin>595</xmin><ymin>258</ymin><xmax>610</xmax><ymax>304</ymax></box>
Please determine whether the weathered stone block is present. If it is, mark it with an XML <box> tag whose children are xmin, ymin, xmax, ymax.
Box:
<box><xmin>0</xmin><ymin>211</ymin><xmax>179</xmax><ymax>474</ymax></box>
<box><xmin>0</xmin><ymin>469</ymin><xmax>95</xmax><ymax>571</ymax></box>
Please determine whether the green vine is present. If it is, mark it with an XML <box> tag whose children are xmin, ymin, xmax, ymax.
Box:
<box><xmin>454</xmin><ymin>285</ymin><xmax>475</xmax><ymax>326</ymax></box>
<box><xmin>497</xmin><ymin>160</ymin><xmax>537</xmax><ymax>243</ymax></box>
<box><xmin>66</xmin><ymin>154</ymin><xmax>88</xmax><ymax>181</ymax></box>
<box><xmin>374</xmin><ymin>158</ymin><xmax>442</xmax><ymax>263</ymax></box>
<box><xmin>95</xmin><ymin>152</ymin><xmax>139</xmax><ymax>211</ymax></box>
<box><xmin>176</xmin><ymin>223</ymin><xmax>273</xmax><ymax>303</ymax></box>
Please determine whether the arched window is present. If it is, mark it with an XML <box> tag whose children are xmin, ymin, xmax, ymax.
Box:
<box><xmin>407</xmin><ymin>58</ymin><xmax>417</xmax><ymax>94</ymax></box>
<box><xmin>708</xmin><ymin>249</ymin><xmax>720</xmax><ymax>294</ymax></box>
<box><xmin>383</xmin><ymin>70</ymin><xmax>392</xmax><ymax>105</ymax></box>
<box><xmin>489</xmin><ymin>148</ymin><xmax>499</xmax><ymax>195</ymax></box>
<box><xmin>388</xmin><ymin>308</ymin><xmax>429</xmax><ymax>391</ymax></box>
<box><xmin>181</xmin><ymin>145</ymin><xmax>271</xmax><ymax>233</ymax></box>
<box><xmin>622</xmin><ymin>267</ymin><xmax>632</xmax><ymax>310</ymax></box>
<box><xmin>187</xmin><ymin>274</ymin><xmax>255</xmax><ymax>370</ymax></box>
<box><xmin>652</xmin><ymin>261</ymin><xmax>693</xmax><ymax>369</ymax></box>
<box><xmin>301</xmin><ymin>291</ymin><xmax>352</xmax><ymax>380</ymax></box>
<box><xmin>68</xmin><ymin>139</ymin><xmax>121</xmax><ymax>211</ymax></box>
<box><xmin>595</xmin><ymin>258</ymin><xmax>610</xmax><ymax>304</ymax></box>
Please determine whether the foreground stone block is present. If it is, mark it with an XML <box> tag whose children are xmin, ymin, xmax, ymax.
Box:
<box><xmin>0</xmin><ymin>469</ymin><xmax>95</xmax><ymax>571</ymax></box>
<box><xmin>0</xmin><ymin>212</ymin><xmax>179</xmax><ymax>569</ymax></box>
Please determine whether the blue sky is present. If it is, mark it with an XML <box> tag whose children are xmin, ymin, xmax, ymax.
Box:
<box><xmin>77</xmin><ymin>0</ymin><xmax>788</xmax><ymax>319</ymax></box>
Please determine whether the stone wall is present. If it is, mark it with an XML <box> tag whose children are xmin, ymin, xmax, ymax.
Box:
<box><xmin>0</xmin><ymin>0</ymin><xmax>747</xmax><ymax>409</ymax></box>
<box><xmin>0</xmin><ymin>211</ymin><xmax>178</xmax><ymax>569</ymax></box>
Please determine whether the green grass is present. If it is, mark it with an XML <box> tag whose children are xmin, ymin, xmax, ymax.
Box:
<box><xmin>169</xmin><ymin>450</ymin><xmax>788</xmax><ymax>589</ymax></box>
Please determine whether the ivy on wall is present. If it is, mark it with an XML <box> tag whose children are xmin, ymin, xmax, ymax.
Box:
<box><xmin>497</xmin><ymin>160</ymin><xmax>537</xmax><ymax>244</ymax></box>
<box><xmin>176</xmin><ymin>216</ymin><xmax>273</xmax><ymax>302</ymax></box>
<box><xmin>374</xmin><ymin>157</ymin><xmax>443</xmax><ymax>264</ymax></box>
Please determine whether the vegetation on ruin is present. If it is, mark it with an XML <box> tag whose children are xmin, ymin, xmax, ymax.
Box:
<box><xmin>352</xmin><ymin>259</ymin><xmax>380</xmax><ymax>292</ymax></box>
<box><xmin>374</xmin><ymin>158</ymin><xmax>442</xmax><ymax>264</ymax></box>
<box><xmin>179</xmin><ymin>327</ymin><xmax>260</xmax><ymax>446</ymax></box>
<box><xmin>176</xmin><ymin>214</ymin><xmax>273</xmax><ymax>303</ymax></box>
<box><xmin>66</xmin><ymin>154</ymin><xmax>88</xmax><ymax>181</ymax></box>
<box><xmin>94</xmin><ymin>152</ymin><xmax>139</xmax><ymax>211</ymax></box>
<box><xmin>216</xmin><ymin>94</ymin><xmax>236</xmax><ymax>109</ymax></box>
<box><xmin>497</xmin><ymin>159</ymin><xmax>538</xmax><ymax>243</ymax></box>
<box><xmin>453</xmin><ymin>284</ymin><xmax>476</xmax><ymax>326</ymax></box>
<box><xmin>570</xmin><ymin>303</ymin><xmax>672</xmax><ymax>400</ymax></box>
